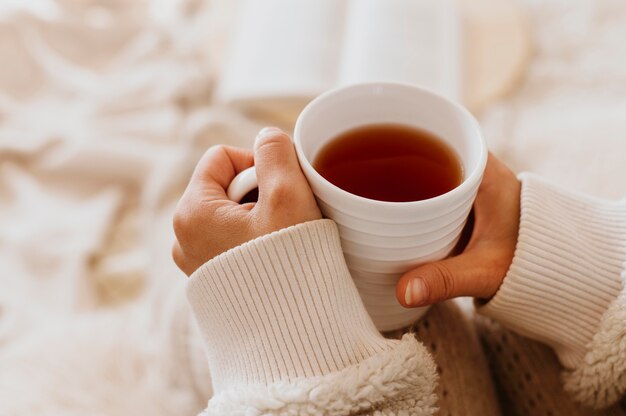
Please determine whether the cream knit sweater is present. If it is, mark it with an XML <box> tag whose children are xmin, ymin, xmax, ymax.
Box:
<box><xmin>186</xmin><ymin>174</ymin><xmax>626</xmax><ymax>415</ymax></box>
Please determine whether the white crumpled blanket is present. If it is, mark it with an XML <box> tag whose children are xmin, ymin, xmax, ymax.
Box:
<box><xmin>0</xmin><ymin>0</ymin><xmax>625</xmax><ymax>414</ymax></box>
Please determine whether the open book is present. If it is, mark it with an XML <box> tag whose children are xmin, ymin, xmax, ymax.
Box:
<box><xmin>215</xmin><ymin>0</ymin><xmax>460</xmax><ymax>122</ymax></box>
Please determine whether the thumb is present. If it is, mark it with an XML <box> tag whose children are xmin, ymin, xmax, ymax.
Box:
<box><xmin>253</xmin><ymin>127</ymin><xmax>307</xmax><ymax>194</ymax></box>
<box><xmin>396</xmin><ymin>250</ymin><xmax>498</xmax><ymax>308</ymax></box>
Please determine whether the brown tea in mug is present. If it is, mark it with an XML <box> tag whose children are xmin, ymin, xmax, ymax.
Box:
<box><xmin>313</xmin><ymin>124</ymin><xmax>462</xmax><ymax>202</ymax></box>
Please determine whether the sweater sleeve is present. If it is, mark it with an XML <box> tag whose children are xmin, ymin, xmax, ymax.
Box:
<box><xmin>478</xmin><ymin>173</ymin><xmax>626</xmax><ymax>409</ymax></box>
<box><xmin>186</xmin><ymin>219</ymin><xmax>438</xmax><ymax>416</ymax></box>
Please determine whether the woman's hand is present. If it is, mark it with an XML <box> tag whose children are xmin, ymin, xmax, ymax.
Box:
<box><xmin>397</xmin><ymin>154</ymin><xmax>521</xmax><ymax>307</ymax></box>
<box><xmin>172</xmin><ymin>127</ymin><xmax>322</xmax><ymax>276</ymax></box>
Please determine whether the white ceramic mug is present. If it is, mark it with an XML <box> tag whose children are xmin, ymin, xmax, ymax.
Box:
<box><xmin>227</xmin><ymin>82</ymin><xmax>487</xmax><ymax>331</ymax></box>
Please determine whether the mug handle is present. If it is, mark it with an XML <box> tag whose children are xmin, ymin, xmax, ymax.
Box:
<box><xmin>227</xmin><ymin>166</ymin><xmax>258</xmax><ymax>202</ymax></box>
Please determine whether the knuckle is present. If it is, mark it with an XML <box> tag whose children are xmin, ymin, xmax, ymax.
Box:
<box><xmin>172</xmin><ymin>209</ymin><xmax>191</xmax><ymax>239</ymax></box>
<box><xmin>206</xmin><ymin>144</ymin><xmax>228</xmax><ymax>156</ymax></box>
<box><xmin>171</xmin><ymin>242</ymin><xmax>186</xmax><ymax>270</ymax></box>
<box><xmin>199</xmin><ymin>145</ymin><xmax>225</xmax><ymax>167</ymax></box>
<box><xmin>266</xmin><ymin>181</ymin><xmax>294</xmax><ymax>207</ymax></box>
<box><xmin>172</xmin><ymin>193</ymin><xmax>217</xmax><ymax>239</ymax></box>
<box><xmin>255</xmin><ymin>129</ymin><xmax>290</xmax><ymax>150</ymax></box>
<box><xmin>428</xmin><ymin>263</ymin><xmax>456</xmax><ymax>302</ymax></box>
<box><xmin>172</xmin><ymin>203</ymin><xmax>206</xmax><ymax>243</ymax></box>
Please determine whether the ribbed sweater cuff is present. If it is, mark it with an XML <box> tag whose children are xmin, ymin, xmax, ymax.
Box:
<box><xmin>479</xmin><ymin>173</ymin><xmax>626</xmax><ymax>369</ymax></box>
<box><xmin>186</xmin><ymin>219</ymin><xmax>395</xmax><ymax>393</ymax></box>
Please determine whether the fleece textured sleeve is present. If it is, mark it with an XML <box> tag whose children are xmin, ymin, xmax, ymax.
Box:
<box><xmin>186</xmin><ymin>219</ymin><xmax>438</xmax><ymax>416</ymax></box>
<box><xmin>479</xmin><ymin>173</ymin><xmax>626</xmax><ymax>408</ymax></box>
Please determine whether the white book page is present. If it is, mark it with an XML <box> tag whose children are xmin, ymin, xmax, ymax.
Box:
<box><xmin>338</xmin><ymin>0</ymin><xmax>460</xmax><ymax>101</ymax></box>
<box><xmin>216</xmin><ymin>0</ymin><xmax>347</xmax><ymax>105</ymax></box>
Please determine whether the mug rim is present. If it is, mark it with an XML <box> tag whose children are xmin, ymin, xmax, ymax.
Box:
<box><xmin>293</xmin><ymin>81</ymin><xmax>487</xmax><ymax>210</ymax></box>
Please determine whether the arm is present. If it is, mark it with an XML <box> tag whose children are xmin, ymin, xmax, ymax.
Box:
<box><xmin>478</xmin><ymin>173</ymin><xmax>625</xmax><ymax>408</ymax></box>
<box><xmin>397</xmin><ymin>155</ymin><xmax>626</xmax><ymax>409</ymax></box>
<box><xmin>173</xmin><ymin>128</ymin><xmax>438</xmax><ymax>415</ymax></box>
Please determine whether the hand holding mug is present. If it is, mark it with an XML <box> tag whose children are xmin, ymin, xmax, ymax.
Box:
<box><xmin>397</xmin><ymin>154</ymin><xmax>521</xmax><ymax>307</ymax></box>
<box><xmin>172</xmin><ymin>128</ymin><xmax>321</xmax><ymax>276</ymax></box>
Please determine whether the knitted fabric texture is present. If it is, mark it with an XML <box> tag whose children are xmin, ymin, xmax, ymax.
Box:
<box><xmin>187</xmin><ymin>220</ymin><xmax>438</xmax><ymax>415</ymax></box>
<box><xmin>202</xmin><ymin>334</ymin><xmax>437</xmax><ymax>416</ymax></box>
<box><xmin>480</xmin><ymin>173</ymin><xmax>626</xmax><ymax>408</ymax></box>
<box><xmin>563</xmin><ymin>285</ymin><xmax>626</xmax><ymax>408</ymax></box>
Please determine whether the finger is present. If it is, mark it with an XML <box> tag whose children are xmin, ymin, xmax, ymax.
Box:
<box><xmin>396</xmin><ymin>249</ymin><xmax>500</xmax><ymax>307</ymax></box>
<box><xmin>171</xmin><ymin>240</ymin><xmax>191</xmax><ymax>276</ymax></box>
<box><xmin>253</xmin><ymin>127</ymin><xmax>309</xmax><ymax>199</ymax></box>
<box><xmin>461</xmin><ymin>153</ymin><xmax>499</xmax><ymax>249</ymax></box>
<box><xmin>449</xmin><ymin>209</ymin><xmax>475</xmax><ymax>256</ymax></box>
<box><xmin>190</xmin><ymin>145</ymin><xmax>254</xmax><ymax>200</ymax></box>
<box><xmin>466</xmin><ymin>153</ymin><xmax>521</xmax><ymax>249</ymax></box>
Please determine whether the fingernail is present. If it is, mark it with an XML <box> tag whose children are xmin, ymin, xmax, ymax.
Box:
<box><xmin>404</xmin><ymin>280</ymin><xmax>413</xmax><ymax>305</ymax></box>
<box><xmin>257</xmin><ymin>127</ymin><xmax>281</xmax><ymax>138</ymax></box>
<box><xmin>405</xmin><ymin>279</ymin><xmax>426</xmax><ymax>306</ymax></box>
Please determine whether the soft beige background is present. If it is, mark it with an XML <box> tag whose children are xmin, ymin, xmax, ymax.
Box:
<box><xmin>0</xmin><ymin>0</ymin><xmax>624</xmax><ymax>414</ymax></box>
